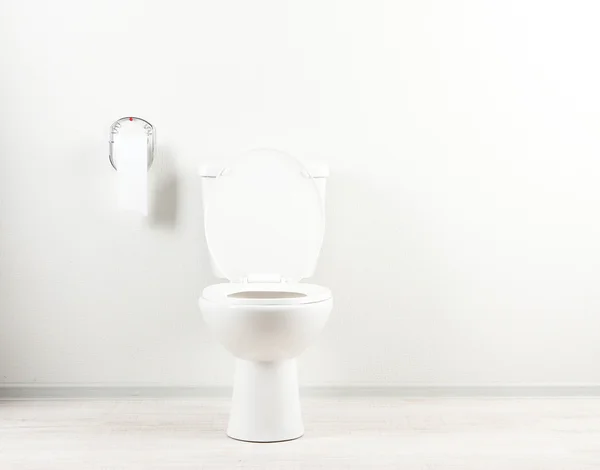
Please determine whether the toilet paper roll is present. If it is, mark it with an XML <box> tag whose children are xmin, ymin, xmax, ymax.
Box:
<box><xmin>115</xmin><ymin>122</ymin><xmax>148</xmax><ymax>216</ymax></box>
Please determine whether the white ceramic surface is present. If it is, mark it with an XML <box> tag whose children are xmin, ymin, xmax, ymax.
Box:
<box><xmin>199</xmin><ymin>150</ymin><xmax>332</xmax><ymax>442</ymax></box>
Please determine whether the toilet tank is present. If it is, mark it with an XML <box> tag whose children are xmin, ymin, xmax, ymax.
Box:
<box><xmin>199</xmin><ymin>161</ymin><xmax>329</xmax><ymax>281</ymax></box>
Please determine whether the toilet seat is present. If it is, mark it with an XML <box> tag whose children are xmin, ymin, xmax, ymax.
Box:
<box><xmin>204</xmin><ymin>149</ymin><xmax>324</xmax><ymax>284</ymax></box>
<box><xmin>202</xmin><ymin>150</ymin><xmax>329</xmax><ymax>309</ymax></box>
<box><xmin>202</xmin><ymin>283</ymin><xmax>332</xmax><ymax>306</ymax></box>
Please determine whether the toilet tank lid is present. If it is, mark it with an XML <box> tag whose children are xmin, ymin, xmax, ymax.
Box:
<box><xmin>199</xmin><ymin>161</ymin><xmax>329</xmax><ymax>178</ymax></box>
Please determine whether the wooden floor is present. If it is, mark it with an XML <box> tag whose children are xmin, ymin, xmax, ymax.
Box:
<box><xmin>1</xmin><ymin>397</ymin><xmax>599</xmax><ymax>469</ymax></box>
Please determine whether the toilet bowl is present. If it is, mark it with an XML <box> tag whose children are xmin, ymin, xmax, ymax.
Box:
<box><xmin>198</xmin><ymin>149</ymin><xmax>332</xmax><ymax>442</ymax></box>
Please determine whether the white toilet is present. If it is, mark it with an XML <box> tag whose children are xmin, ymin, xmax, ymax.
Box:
<box><xmin>198</xmin><ymin>149</ymin><xmax>333</xmax><ymax>443</ymax></box>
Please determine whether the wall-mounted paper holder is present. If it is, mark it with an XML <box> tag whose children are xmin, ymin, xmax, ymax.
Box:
<box><xmin>108</xmin><ymin>117</ymin><xmax>155</xmax><ymax>171</ymax></box>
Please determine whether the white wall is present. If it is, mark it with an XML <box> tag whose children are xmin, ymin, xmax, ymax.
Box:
<box><xmin>1</xmin><ymin>0</ymin><xmax>599</xmax><ymax>388</ymax></box>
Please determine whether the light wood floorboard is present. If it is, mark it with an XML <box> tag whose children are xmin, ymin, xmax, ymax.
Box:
<box><xmin>1</xmin><ymin>397</ymin><xmax>599</xmax><ymax>469</ymax></box>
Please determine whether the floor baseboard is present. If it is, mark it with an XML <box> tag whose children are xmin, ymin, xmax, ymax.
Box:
<box><xmin>1</xmin><ymin>384</ymin><xmax>600</xmax><ymax>399</ymax></box>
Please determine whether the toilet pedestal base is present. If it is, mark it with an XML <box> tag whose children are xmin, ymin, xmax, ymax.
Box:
<box><xmin>227</xmin><ymin>359</ymin><xmax>303</xmax><ymax>443</ymax></box>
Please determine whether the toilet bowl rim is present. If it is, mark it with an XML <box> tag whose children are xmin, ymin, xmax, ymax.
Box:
<box><xmin>200</xmin><ymin>282</ymin><xmax>332</xmax><ymax>306</ymax></box>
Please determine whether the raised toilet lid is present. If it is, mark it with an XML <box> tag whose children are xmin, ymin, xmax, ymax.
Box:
<box><xmin>204</xmin><ymin>149</ymin><xmax>324</xmax><ymax>283</ymax></box>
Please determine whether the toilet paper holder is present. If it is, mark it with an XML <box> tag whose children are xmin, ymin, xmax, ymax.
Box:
<box><xmin>108</xmin><ymin>117</ymin><xmax>155</xmax><ymax>171</ymax></box>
